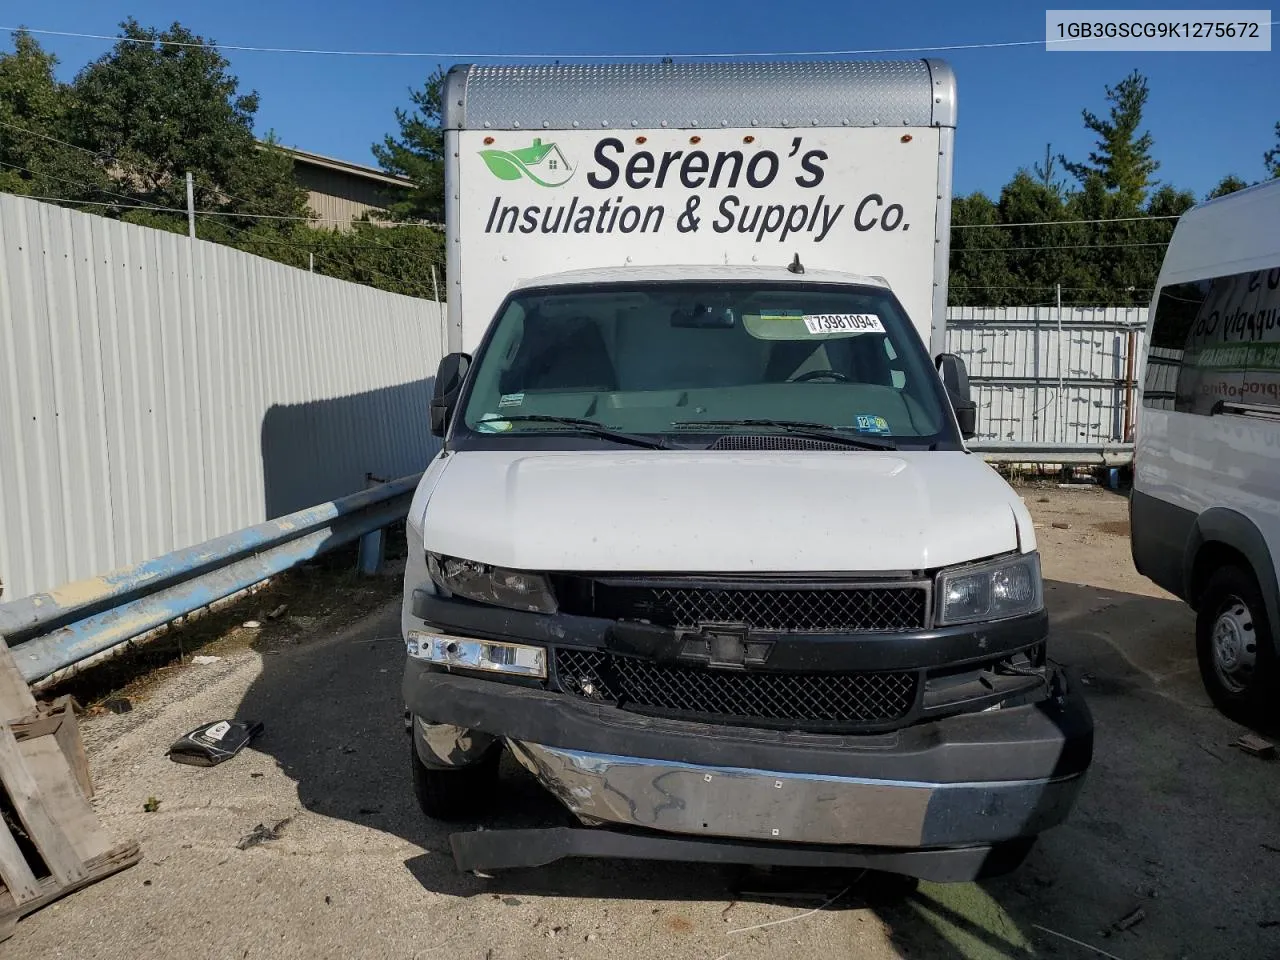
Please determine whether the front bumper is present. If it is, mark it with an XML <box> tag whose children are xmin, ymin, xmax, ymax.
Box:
<box><xmin>507</xmin><ymin>741</ymin><xmax>1084</xmax><ymax>849</ymax></box>
<box><xmin>405</xmin><ymin>662</ymin><xmax>1093</xmax><ymax>856</ymax></box>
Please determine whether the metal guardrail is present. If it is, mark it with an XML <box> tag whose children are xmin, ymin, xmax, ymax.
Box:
<box><xmin>0</xmin><ymin>473</ymin><xmax>423</xmax><ymax>684</ymax></box>
<box><xmin>970</xmin><ymin>443</ymin><xmax>1134</xmax><ymax>466</ymax></box>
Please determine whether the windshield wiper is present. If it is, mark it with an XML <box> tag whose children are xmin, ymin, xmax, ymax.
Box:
<box><xmin>672</xmin><ymin>418</ymin><xmax>897</xmax><ymax>450</ymax></box>
<box><xmin>482</xmin><ymin>414</ymin><xmax>668</xmax><ymax>450</ymax></box>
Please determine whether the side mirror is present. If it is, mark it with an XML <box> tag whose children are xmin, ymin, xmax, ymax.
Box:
<box><xmin>935</xmin><ymin>353</ymin><xmax>978</xmax><ymax>440</ymax></box>
<box><xmin>430</xmin><ymin>352</ymin><xmax>471</xmax><ymax>438</ymax></box>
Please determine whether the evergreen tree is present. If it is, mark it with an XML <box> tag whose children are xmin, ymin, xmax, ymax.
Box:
<box><xmin>1061</xmin><ymin>70</ymin><xmax>1159</xmax><ymax>212</ymax></box>
<box><xmin>372</xmin><ymin>68</ymin><xmax>446</xmax><ymax>222</ymax></box>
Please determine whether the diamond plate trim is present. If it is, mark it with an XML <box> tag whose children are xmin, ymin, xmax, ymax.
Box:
<box><xmin>449</xmin><ymin>60</ymin><xmax>947</xmax><ymax>130</ymax></box>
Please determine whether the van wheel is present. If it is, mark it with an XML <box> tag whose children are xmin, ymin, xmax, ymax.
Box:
<box><xmin>411</xmin><ymin>740</ymin><xmax>501</xmax><ymax>821</ymax></box>
<box><xmin>1196</xmin><ymin>566</ymin><xmax>1279</xmax><ymax>722</ymax></box>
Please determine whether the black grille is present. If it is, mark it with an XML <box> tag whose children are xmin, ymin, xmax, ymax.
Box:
<box><xmin>709</xmin><ymin>435</ymin><xmax>849</xmax><ymax>452</ymax></box>
<box><xmin>554</xmin><ymin>648</ymin><xmax>918</xmax><ymax>730</ymax></box>
<box><xmin>576</xmin><ymin>582</ymin><xmax>927</xmax><ymax>632</ymax></box>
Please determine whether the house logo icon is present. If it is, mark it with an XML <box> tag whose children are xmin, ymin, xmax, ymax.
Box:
<box><xmin>479</xmin><ymin>138</ymin><xmax>575</xmax><ymax>187</ymax></box>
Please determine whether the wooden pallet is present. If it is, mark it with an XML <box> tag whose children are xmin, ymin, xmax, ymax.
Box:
<box><xmin>0</xmin><ymin>639</ymin><xmax>140</xmax><ymax>941</ymax></box>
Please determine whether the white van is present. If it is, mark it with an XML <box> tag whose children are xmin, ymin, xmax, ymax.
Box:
<box><xmin>1132</xmin><ymin>178</ymin><xmax>1280</xmax><ymax>722</ymax></box>
<box><xmin>402</xmin><ymin>60</ymin><xmax>1093</xmax><ymax>881</ymax></box>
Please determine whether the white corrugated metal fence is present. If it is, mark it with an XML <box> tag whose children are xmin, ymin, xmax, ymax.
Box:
<box><xmin>944</xmin><ymin>305</ymin><xmax>1146</xmax><ymax>453</ymax></box>
<box><xmin>0</xmin><ymin>193</ymin><xmax>444</xmax><ymax>601</ymax></box>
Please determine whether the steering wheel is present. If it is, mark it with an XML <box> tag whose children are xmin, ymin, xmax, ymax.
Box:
<box><xmin>789</xmin><ymin>369</ymin><xmax>851</xmax><ymax>383</ymax></box>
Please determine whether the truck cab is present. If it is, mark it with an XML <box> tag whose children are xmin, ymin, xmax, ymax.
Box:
<box><xmin>401</xmin><ymin>60</ymin><xmax>1092</xmax><ymax>880</ymax></box>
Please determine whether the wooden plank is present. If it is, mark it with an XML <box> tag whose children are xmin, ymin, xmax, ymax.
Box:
<box><xmin>0</xmin><ymin>640</ymin><xmax>36</xmax><ymax>725</ymax></box>
<box><xmin>0</xmin><ymin>818</ymin><xmax>40</xmax><ymax>906</ymax></box>
<box><xmin>46</xmin><ymin>699</ymin><xmax>93</xmax><ymax>801</ymax></box>
<box><xmin>0</xmin><ymin>841</ymin><xmax>140</xmax><ymax>942</ymax></box>
<box><xmin>53</xmin><ymin>701</ymin><xmax>93</xmax><ymax>801</ymax></box>
<box><xmin>11</xmin><ymin>714</ymin><xmax>61</xmax><ymax>741</ymax></box>
<box><xmin>12</xmin><ymin>701</ymin><xmax>91</xmax><ymax>800</ymax></box>
<box><xmin>0</xmin><ymin>723</ymin><xmax>84</xmax><ymax>887</ymax></box>
<box><xmin>17</xmin><ymin>735</ymin><xmax>110</xmax><ymax>863</ymax></box>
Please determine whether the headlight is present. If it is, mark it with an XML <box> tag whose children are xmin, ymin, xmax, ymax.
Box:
<box><xmin>936</xmin><ymin>552</ymin><xmax>1043</xmax><ymax>626</ymax></box>
<box><xmin>427</xmin><ymin>553</ymin><xmax>557</xmax><ymax>613</ymax></box>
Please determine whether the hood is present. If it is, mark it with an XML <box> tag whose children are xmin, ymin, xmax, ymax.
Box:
<box><xmin>415</xmin><ymin>450</ymin><xmax>1032</xmax><ymax>574</ymax></box>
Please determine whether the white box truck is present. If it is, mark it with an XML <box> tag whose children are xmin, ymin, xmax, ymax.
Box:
<box><xmin>402</xmin><ymin>60</ymin><xmax>1093</xmax><ymax>881</ymax></box>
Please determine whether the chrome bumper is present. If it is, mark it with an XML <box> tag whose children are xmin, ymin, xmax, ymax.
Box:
<box><xmin>508</xmin><ymin>741</ymin><xmax>1084</xmax><ymax>848</ymax></box>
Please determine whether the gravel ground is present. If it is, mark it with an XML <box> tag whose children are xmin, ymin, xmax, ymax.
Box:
<box><xmin>8</xmin><ymin>485</ymin><xmax>1280</xmax><ymax>960</ymax></box>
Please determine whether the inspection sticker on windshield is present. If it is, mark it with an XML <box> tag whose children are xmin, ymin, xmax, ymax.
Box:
<box><xmin>498</xmin><ymin>392</ymin><xmax>524</xmax><ymax>408</ymax></box>
<box><xmin>803</xmin><ymin>314</ymin><xmax>884</xmax><ymax>335</ymax></box>
<box><xmin>854</xmin><ymin>414</ymin><xmax>891</xmax><ymax>435</ymax></box>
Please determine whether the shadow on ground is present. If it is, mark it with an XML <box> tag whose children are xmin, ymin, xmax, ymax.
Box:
<box><xmin>236</xmin><ymin>575</ymin><xmax>1280</xmax><ymax>959</ymax></box>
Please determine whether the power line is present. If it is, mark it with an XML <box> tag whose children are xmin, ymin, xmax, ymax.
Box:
<box><xmin>1</xmin><ymin>25</ymin><xmax>1128</xmax><ymax>58</ymax></box>
<box><xmin>0</xmin><ymin>118</ymin><xmax>108</xmax><ymax>161</ymax></box>
<box><xmin>957</xmin><ymin>240</ymin><xmax>1169</xmax><ymax>252</ymax></box>
<box><xmin>953</xmin><ymin>214</ymin><xmax>1182</xmax><ymax>229</ymax></box>
<box><xmin>12</xmin><ymin>190</ymin><xmax>444</xmax><ymax>263</ymax></box>
<box><xmin>0</xmin><ymin>159</ymin><xmax>175</xmax><ymax>213</ymax></box>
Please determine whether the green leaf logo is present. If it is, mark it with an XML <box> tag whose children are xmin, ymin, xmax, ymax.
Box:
<box><xmin>478</xmin><ymin>139</ymin><xmax>574</xmax><ymax>187</ymax></box>
<box><xmin>480</xmin><ymin>151</ymin><xmax>524</xmax><ymax>181</ymax></box>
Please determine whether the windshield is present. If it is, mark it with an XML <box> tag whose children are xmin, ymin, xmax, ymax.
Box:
<box><xmin>456</xmin><ymin>281</ymin><xmax>955</xmax><ymax>448</ymax></box>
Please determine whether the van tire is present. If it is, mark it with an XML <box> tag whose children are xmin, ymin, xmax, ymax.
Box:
<box><xmin>1196</xmin><ymin>565</ymin><xmax>1279</xmax><ymax>723</ymax></box>
<box><xmin>411</xmin><ymin>740</ymin><xmax>501</xmax><ymax>821</ymax></box>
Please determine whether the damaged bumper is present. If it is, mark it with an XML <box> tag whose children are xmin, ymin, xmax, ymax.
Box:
<box><xmin>405</xmin><ymin>661</ymin><xmax>1093</xmax><ymax>878</ymax></box>
<box><xmin>505</xmin><ymin>740</ymin><xmax>1085</xmax><ymax>849</ymax></box>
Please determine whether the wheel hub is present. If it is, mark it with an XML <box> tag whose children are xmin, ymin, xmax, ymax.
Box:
<box><xmin>1211</xmin><ymin>598</ymin><xmax>1257</xmax><ymax>694</ymax></box>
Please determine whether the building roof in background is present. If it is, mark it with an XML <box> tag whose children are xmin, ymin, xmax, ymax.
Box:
<box><xmin>273</xmin><ymin>144</ymin><xmax>414</xmax><ymax>191</ymax></box>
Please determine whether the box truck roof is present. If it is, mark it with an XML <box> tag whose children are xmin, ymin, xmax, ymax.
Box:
<box><xmin>443</xmin><ymin>60</ymin><xmax>955</xmax><ymax>131</ymax></box>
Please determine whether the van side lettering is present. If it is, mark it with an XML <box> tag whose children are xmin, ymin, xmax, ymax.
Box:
<box><xmin>485</xmin><ymin>196</ymin><xmax>502</xmax><ymax>232</ymax></box>
<box><xmin>541</xmin><ymin>206</ymin><xmax>565</xmax><ymax>232</ymax></box>
<box><xmin>573</xmin><ymin>204</ymin><xmax>596</xmax><ymax>232</ymax></box>
<box><xmin>713</xmin><ymin>195</ymin><xmax>739</xmax><ymax>233</ymax></box>
<box><xmin>681</xmin><ymin>151</ymin><xmax>710</xmax><ymax>188</ymax></box>
<box><xmin>597</xmin><ymin>198</ymin><xmax>615</xmax><ymax>233</ymax></box>
<box><xmin>796</xmin><ymin>150</ymin><xmax>827</xmax><ymax>188</ymax></box>
<box><xmin>709</xmin><ymin>151</ymin><xmax>743</xmax><ymax>188</ymax></box>
<box><xmin>588</xmin><ymin>138</ymin><xmax>624</xmax><ymax>188</ymax></box>
<box><xmin>626</xmin><ymin>152</ymin><xmax>655</xmax><ymax>188</ymax></box>
<box><xmin>495</xmin><ymin>202</ymin><xmax>521</xmax><ymax>233</ymax></box>
<box><xmin>854</xmin><ymin>194</ymin><xmax>884</xmax><ymax>231</ymax></box>
<box><xmin>520</xmin><ymin>209</ymin><xmax>538</xmax><ymax>234</ymax></box>
<box><xmin>816</xmin><ymin>201</ymin><xmax>845</xmax><ymax>242</ymax></box>
<box><xmin>654</xmin><ymin>150</ymin><xmax>683</xmax><ymax>188</ymax></box>
<box><xmin>746</xmin><ymin>151</ymin><xmax>779</xmax><ymax>188</ymax></box>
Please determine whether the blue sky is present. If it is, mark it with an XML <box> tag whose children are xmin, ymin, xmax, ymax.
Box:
<box><xmin>6</xmin><ymin>1</ymin><xmax>1277</xmax><ymax>199</ymax></box>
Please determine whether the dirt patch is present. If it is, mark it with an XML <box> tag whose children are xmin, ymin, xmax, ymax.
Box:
<box><xmin>1094</xmin><ymin>519</ymin><xmax>1131</xmax><ymax>537</ymax></box>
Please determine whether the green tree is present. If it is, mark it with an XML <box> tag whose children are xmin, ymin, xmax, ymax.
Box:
<box><xmin>372</xmin><ymin>67</ymin><xmax>446</xmax><ymax>222</ymax></box>
<box><xmin>948</xmin><ymin>191</ymin><xmax>1014</xmax><ymax>306</ymax></box>
<box><xmin>68</xmin><ymin>18</ymin><xmax>307</xmax><ymax>227</ymax></box>
<box><xmin>1265</xmin><ymin>122</ymin><xmax>1280</xmax><ymax>179</ymax></box>
<box><xmin>0</xmin><ymin>30</ymin><xmax>107</xmax><ymax>202</ymax></box>
<box><xmin>1061</xmin><ymin>70</ymin><xmax>1159</xmax><ymax>212</ymax></box>
<box><xmin>1208</xmin><ymin>174</ymin><xmax>1249</xmax><ymax>199</ymax></box>
<box><xmin>1032</xmin><ymin>143</ymin><xmax>1066</xmax><ymax>197</ymax></box>
<box><xmin>998</xmin><ymin>169</ymin><xmax>1089</xmax><ymax>301</ymax></box>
